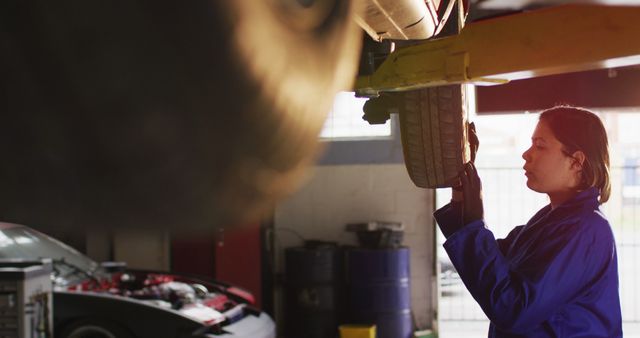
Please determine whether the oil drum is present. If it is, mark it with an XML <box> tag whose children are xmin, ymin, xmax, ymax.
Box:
<box><xmin>284</xmin><ymin>242</ymin><xmax>344</xmax><ymax>338</ymax></box>
<box><xmin>346</xmin><ymin>247</ymin><xmax>412</xmax><ymax>338</ymax></box>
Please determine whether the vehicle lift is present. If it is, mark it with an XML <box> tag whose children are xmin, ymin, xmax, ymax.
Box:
<box><xmin>355</xmin><ymin>4</ymin><xmax>640</xmax><ymax>188</ymax></box>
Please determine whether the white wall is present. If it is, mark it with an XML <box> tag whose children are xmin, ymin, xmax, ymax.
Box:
<box><xmin>274</xmin><ymin>163</ymin><xmax>437</xmax><ymax>330</ymax></box>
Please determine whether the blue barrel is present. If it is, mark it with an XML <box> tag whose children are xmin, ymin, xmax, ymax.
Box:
<box><xmin>347</xmin><ymin>247</ymin><xmax>412</xmax><ymax>338</ymax></box>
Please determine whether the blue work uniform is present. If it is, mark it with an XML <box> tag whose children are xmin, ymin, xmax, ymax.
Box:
<box><xmin>434</xmin><ymin>187</ymin><xmax>622</xmax><ymax>337</ymax></box>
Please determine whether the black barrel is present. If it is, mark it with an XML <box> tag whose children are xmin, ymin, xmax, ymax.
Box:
<box><xmin>347</xmin><ymin>247</ymin><xmax>412</xmax><ymax>338</ymax></box>
<box><xmin>284</xmin><ymin>242</ymin><xmax>344</xmax><ymax>338</ymax></box>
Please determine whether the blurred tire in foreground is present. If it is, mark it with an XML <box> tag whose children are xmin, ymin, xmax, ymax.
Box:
<box><xmin>0</xmin><ymin>0</ymin><xmax>362</xmax><ymax>231</ymax></box>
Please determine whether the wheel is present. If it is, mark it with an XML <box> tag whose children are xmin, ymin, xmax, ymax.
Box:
<box><xmin>0</xmin><ymin>0</ymin><xmax>362</xmax><ymax>230</ymax></box>
<box><xmin>59</xmin><ymin>319</ymin><xmax>134</xmax><ymax>338</ymax></box>
<box><xmin>398</xmin><ymin>85</ymin><xmax>470</xmax><ymax>188</ymax></box>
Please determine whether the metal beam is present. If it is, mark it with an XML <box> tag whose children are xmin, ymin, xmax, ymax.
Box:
<box><xmin>355</xmin><ymin>4</ymin><xmax>640</xmax><ymax>96</ymax></box>
<box><xmin>477</xmin><ymin>1</ymin><xmax>640</xmax><ymax>10</ymax></box>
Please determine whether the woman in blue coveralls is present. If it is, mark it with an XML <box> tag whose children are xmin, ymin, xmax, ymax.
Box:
<box><xmin>434</xmin><ymin>106</ymin><xmax>622</xmax><ymax>337</ymax></box>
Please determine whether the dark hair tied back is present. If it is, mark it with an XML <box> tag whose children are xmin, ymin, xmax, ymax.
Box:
<box><xmin>539</xmin><ymin>105</ymin><xmax>611</xmax><ymax>204</ymax></box>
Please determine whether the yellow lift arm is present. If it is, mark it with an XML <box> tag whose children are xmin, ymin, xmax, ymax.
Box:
<box><xmin>355</xmin><ymin>4</ymin><xmax>640</xmax><ymax>97</ymax></box>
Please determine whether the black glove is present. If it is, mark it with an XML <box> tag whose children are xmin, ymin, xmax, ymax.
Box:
<box><xmin>451</xmin><ymin>122</ymin><xmax>479</xmax><ymax>198</ymax></box>
<box><xmin>434</xmin><ymin>201</ymin><xmax>464</xmax><ymax>238</ymax></box>
<box><xmin>468</xmin><ymin>122</ymin><xmax>479</xmax><ymax>163</ymax></box>
<box><xmin>461</xmin><ymin>162</ymin><xmax>484</xmax><ymax>224</ymax></box>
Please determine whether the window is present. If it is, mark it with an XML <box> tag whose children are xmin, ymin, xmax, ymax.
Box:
<box><xmin>320</xmin><ymin>92</ymin><xmax>392</xmax><ymax>140</ymax></box>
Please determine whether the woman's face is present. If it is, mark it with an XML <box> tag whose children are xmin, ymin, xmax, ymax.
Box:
<box><xmin>522</xmin><ymin>120</ymin><xmax>580</xmax><ymax>195</ymax></box>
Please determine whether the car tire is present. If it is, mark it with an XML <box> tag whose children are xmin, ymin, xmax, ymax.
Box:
<box><xmin>1</xmin><ymin>0</ymin><xmax>362</xmax><ymax>230</ymax></box>
<box><xmin>59</xmin><ymin>319</ymin><xmax>134</xmax><ymax>338</ymax></box>
<box><xmin>399</xmin><ymin>85</ymin><xmax>470</xmax><ymax>188</ymax></box>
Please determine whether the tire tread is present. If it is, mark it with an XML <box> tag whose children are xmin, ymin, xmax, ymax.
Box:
<box><xmin>399</xmin><ymin>85</ymin><xmax>468</xmax><ymax>188</ymax></box>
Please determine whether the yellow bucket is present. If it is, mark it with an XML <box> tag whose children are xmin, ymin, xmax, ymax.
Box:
<box><xmin>339</xmin><ymin>324</ymin><xmax>376</xmax><ymax>338</ymax></box>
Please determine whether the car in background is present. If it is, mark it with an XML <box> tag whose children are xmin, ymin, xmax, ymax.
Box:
<box><xmin>438</xmin><ymin>246</ymin><xmax>463</xmax><ymax>296</ymax></box>
<box><xmin>439</xmin><ymin>257</ymin><xmax>462</xmax><ymax>286</ymax></box>
<box><xmin>0</xmin><ymin>223</ymin><xmax>275</xmax><ymax>338</ymax></box>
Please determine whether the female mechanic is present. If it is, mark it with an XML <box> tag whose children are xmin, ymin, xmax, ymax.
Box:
<box><xmin>434</xmin><ymin>106</ymin><xmax>622</xmax><ymax>337</ymax></box>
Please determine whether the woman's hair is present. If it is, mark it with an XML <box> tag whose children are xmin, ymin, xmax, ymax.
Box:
<box><xmin>539</xmin><ymin>105</ymin><xmax>611</xmax><ymax>203</ymax></box>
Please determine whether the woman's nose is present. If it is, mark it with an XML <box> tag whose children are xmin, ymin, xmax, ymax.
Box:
<box><xmin>522</xmin><ymin>147</ymin><xmax>531</xmax><ymax>161</ymax></box>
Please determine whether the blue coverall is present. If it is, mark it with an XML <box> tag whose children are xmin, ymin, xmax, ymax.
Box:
<box><xmin>434</xmin><ymin>187</ymin><xmax>622</xmax><ymax>337</ymax></box>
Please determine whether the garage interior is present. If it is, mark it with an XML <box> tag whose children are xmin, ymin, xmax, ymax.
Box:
<box><xmin>2</xmin><ymin>0</ymin><xmax>640</xmax><ymax>337</ymax></box>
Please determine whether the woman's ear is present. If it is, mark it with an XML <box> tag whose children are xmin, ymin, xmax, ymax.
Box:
<box><xmin>571</xmin><ymin>150</ymin><xmax>586</xmax><ymax>170</ymax></box>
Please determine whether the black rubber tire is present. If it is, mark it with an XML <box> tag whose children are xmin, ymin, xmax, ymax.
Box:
<box><xmin>0</xmin><ymin>0</ymin><xmax>361</xmax><ymax>231</ymax></box>
<box><xmin>59</xmin><ymin>319</ymin><xmax>134</xmax><ymax>338</ymax></box>
<box><xmin>399</xmin><ymin>85</ymin><xmax>470</xmax><ymax>189</ymax></box>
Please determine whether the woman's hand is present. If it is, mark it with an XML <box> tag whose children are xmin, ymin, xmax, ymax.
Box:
<box><xmin>461</xmin><ymin>162</ymin><xmax>484</xmax><ymax>224</ymax></box>
<box><xmin>469</xmin><ymin>122</ymin><xmax>479</xmax><ymax>163</ymax></box>
<box><xmin>452</xmin><ymin>122</ymin><xmax>479</xmax><ymax>203</ymax></box>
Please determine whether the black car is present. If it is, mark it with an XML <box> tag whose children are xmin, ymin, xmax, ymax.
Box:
<box><xmin>0</xmin><ymin>223</ymin><xmax>275</xmax><ymax>338</ymax></box>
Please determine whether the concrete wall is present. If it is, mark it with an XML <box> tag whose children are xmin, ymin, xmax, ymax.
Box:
<box><xmin>274</xmin><ymin>163</ymin><xmax>437</xmax><ymax>330</ymax></box>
